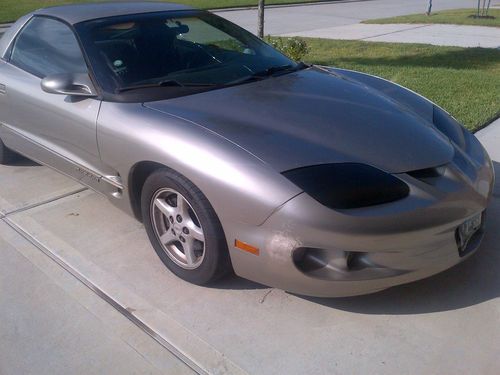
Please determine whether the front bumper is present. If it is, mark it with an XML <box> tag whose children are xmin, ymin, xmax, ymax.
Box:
<box><xmin>225</xmin><ymin>135</ymin><xmax>494</xmax><ymax>297</ymax></box>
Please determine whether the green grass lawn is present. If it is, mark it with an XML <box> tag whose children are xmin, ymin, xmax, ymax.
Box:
<box><xmin>303</xmin><ymin>39</ymin><xmax>500</xmax><ymax>131</ymax></box>
<box><xmin>363</xmin><ymin>8</ymin><xmax>500</xmax><ymax>28</ymax></box>
<box><xmin>0</xmin><ymin>0</ymin><xmax>319</xmax><ymax>23</ymax></box>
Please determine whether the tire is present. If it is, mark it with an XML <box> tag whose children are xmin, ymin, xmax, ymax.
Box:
<box><xmin>141</xmin><ymin>168</ymin><xmax>232</xmax><ymax>285</ymax></box>
<box><xmin>0</xmin><ymin>138</ymin><xmax>18</xmax><ymax>164</ymax></box>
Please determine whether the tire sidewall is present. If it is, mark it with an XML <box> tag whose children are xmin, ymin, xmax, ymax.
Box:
<box><xmin>141</xmin><ymin>168</ymin><xmax>230</xmax><ymax>285</ymax></box>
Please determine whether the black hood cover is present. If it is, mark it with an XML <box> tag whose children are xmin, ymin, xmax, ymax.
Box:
<box><xmin>145</xmin><ymin>66</ymin><xmax>454</xmax><ymax>173</ymax></box>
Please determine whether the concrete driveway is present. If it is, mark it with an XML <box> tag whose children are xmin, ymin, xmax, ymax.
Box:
<box><xmin>1</xmin><ymin>120</ymin><xmax>499</xmax><ymax>374</ymax></box>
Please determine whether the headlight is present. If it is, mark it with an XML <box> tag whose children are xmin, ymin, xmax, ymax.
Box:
<box><xmin>433</xmin><ymin>106</ymin><xmax>466</xmax><ymax>149</ymax></box>
<box><xmin>282</xmin><ymin>163</ymin><xmax>410</xmax><ymax>209</ymax></box>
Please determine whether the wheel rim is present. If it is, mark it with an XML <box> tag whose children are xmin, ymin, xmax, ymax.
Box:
<box><xmin>150</xmin><ymin>188</ymin><xmax>205</xmax><ymax>270</ymax></box>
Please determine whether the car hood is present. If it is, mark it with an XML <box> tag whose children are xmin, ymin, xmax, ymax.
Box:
<box><xmin>144</xmin><ymin>67</ymin><xmax>454</xmax><ymax>174</ymax></box>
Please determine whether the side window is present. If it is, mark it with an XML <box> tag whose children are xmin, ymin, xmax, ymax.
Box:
<box><xmin>10</xmin><ymin>17</ymin><xmax>88</xmax><ymax>78</ymax></box>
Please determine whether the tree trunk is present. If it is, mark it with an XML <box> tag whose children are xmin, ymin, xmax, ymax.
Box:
<box><xmin>258</xmin><ymin>0</ymin><xmax>265</xmax><ymax>39</ymax></box>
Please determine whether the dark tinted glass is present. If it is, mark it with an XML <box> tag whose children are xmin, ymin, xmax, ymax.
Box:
<box><xmin>76</xmin><ymin>10</ymin><xmax>296</xmax><ymax>98</ymax></box>
<box><xmin>10</xmin><ymin>17</ymin><xmax>88</xmax><ymax>78</ymax></box>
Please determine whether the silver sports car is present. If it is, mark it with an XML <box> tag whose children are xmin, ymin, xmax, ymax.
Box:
<box><xmin>0</xmin><ymin>2</ymin><xmax>494</xmax><ymax>297</ymax></box>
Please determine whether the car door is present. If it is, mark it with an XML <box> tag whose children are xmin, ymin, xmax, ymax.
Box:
<box><xmin>0</xmin><ymin>16</ymin><xmax>113</xmax><ymax>193</ymax></box>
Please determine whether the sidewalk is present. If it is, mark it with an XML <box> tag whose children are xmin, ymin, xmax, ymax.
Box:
<box><xmin>282</xmin><ymin>23</ymin><xmax>500</xmax><ymax>48</ymax></box>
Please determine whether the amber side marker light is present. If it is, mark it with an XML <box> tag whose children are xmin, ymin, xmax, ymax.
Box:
<box><xmin>235</xmin><ymin>239</ymin><xmax>260</xmax><ymax>256</ymax></box>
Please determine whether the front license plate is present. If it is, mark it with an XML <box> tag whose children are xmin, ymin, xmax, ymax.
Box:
<box><xmin>456</xmin><ymin>212</ymin><xmax>483</xmax><ymax>254</ymax></box>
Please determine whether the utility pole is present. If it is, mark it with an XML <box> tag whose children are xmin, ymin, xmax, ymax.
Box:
<box><xmin>426</xmin><ymin>0</ymin><xmax>432</xmax><ymax>15</ymax></box>
<box><xmin>258</xmin><ymin>0</ymin><xmax>265</xmax><ymax>39</ymax></box>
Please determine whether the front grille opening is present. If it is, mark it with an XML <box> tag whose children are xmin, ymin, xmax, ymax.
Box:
<box><xmin>346</xmin><ymin>251</ymin><xmax>368</xmax><ymax>271</ymax></box>
<box><xmin>407</xmin><ymin>166</ymin><xmax>445</xmax><ymax>179</ymax></box>
<box><xmin>293</xmin><ymin>248</ymin><xmax>358</xmax><ymax>270</ymax></box>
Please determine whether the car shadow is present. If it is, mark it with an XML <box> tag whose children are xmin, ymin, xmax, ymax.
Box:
<box><xmin>9</xmin><ymin>155</ymin><xmax>40</xmax><ymax>167</ymax></box>
<box><xmin>208</xmin><ymin>271</ymin><xmax>268</xmax><ymax>291</ymax></box>
<box><xmin>295</xmin><ymin>160</ymin><xmax>500</xmax><ymax>315</ymax></box>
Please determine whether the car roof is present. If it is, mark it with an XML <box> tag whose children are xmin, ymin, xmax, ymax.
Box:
<box><xmin>33</xmin><ymin>1</ymin><xmax>194</xmax><ymax>25</ymax></box>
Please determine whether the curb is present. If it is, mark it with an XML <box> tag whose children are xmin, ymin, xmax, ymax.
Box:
<box><xmin>473</xmin><ymin>112</ymin><xmax>500</xmax><ymax>134</ymax></box>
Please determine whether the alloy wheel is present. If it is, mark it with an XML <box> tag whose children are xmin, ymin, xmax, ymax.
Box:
<box><xmin>150</xmin><ymin>188</ymin><xmax>205</xmax><ymax>270</ymax></box>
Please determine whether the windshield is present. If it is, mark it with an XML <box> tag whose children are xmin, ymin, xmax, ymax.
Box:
<box><xmin>75</xmin><ymin>10</ymin><xmax>300</xmax><ymax>101</ymax></box>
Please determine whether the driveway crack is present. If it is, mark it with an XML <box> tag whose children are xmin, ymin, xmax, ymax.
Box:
<box><xmin>259</xmin><ymin>289</ymin><xmax>274</xmax><ymax>304</ymax></box>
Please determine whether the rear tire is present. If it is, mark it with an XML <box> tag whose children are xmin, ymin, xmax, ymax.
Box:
<box><xmin>0</xmin><ymin>138</ymin><xmax>18</xmax><ymax>164</ymax></box>
<box><xmin>141</xmin><ymin>168</ymin><xmax>232</xmax><ymax>285</ymax></box>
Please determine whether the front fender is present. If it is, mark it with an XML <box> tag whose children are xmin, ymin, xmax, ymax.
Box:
<box><xmin>97</xmin><ymin>102</ymin><xmax>301</xmax><ymax>226</ymax></box>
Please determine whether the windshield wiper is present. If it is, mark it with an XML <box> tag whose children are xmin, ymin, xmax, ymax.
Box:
<box><xmin>254</xmin><ymin>64</ymin><xmax>295</xmax><ymax>77</ymax></box>
<box><xmin>255</xmin><ymin>62</ymin><xmax>310</xmax><ymax>77</ymax></box>
<box><xmin>225</xmin><ymin>62</ymin><xmax>310</xmax><ymax>86</ymax></box>
<box><xmin>116</xmin><ymin>80</ymin><xmax>217</xmax><ymax>93</ymax></box>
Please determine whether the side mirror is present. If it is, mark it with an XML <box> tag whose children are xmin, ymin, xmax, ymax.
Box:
<box><xmin>41</xmin><ymin>73</ymin><xmax>97</xmax><ymax>97</ymax></box>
